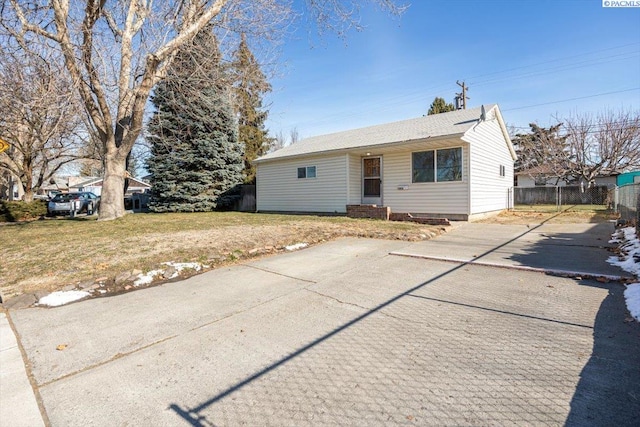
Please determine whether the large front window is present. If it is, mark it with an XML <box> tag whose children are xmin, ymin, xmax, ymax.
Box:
<box><xmin>412</xmin><ymin>148</ymin><xmax>462</xmax><ymax>183</ymax></box>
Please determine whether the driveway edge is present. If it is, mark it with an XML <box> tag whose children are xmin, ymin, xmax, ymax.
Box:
<box><xmin>389</xmin><ymin>251</ymin><xmax>631</xmax><ymax>281</ymax></box>
<box><xmin>0</xmin><ymin>312</ymin><xmax>46</xmax><ymax>427</ymax></box>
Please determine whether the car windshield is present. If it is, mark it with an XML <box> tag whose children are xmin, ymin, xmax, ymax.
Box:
<box><xmin>51</xmin><ymin>194</ymin><xmax>73</xmax><ymax>203</ymax></box>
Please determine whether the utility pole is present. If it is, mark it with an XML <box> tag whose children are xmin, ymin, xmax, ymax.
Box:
<box><xmin>455</xmin><ymin>80</ymin><xmax>469</xmax><ymax>110</ymax></box>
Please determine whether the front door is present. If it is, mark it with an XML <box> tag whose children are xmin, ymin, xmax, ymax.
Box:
<box><xmin>362</xmin><ymin>157</ymin><xmax>382</xmax><ymax>205</ymax></box>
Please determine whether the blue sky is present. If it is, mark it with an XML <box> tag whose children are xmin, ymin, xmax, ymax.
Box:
<box><xmin>264</xmin><ymin>0</ymin><xmax>640</xmax><ymax>140</ymax></box>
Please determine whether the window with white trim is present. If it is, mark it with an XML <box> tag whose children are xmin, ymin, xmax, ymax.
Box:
<box><xmin>500</xmin><ymin>165</ymin><xmax>506</xmax><ymax>177</ymax></box>
<box><xmin>412</xmin><ymin>148</ymin><xmax>462</xmax><ymax>183</ymax></box>
<box><xmin>297</xmin><ymin>166</ymin><xmax>317</xmax><ymax>179</ymax></box>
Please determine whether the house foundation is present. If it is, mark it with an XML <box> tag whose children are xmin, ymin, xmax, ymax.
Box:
<box><xmin>346</xmin><ymin>204</ymin><xmax>451</xmax><ymax>226</ymax></box>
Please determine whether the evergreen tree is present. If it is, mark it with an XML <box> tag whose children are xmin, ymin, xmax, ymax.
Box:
<box><xmin>146</xmin><ymin>28</ymin><xmax>244</xmax><ymax>212</ymax></box>
<box><xmin>427</xmin><ymin>97</ymin><xmax>456</xmax><ymax>115</ymax></box>
<box><xmin>232</xmin><ymin>34</ymin><xmax>273</xmax><ymax>183</ymax></box>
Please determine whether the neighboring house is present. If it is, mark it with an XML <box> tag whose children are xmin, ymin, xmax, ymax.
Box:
<box><xmin>515</xmin><ymin>168</ymin><xmax>618</xmax><ymax>188</ymax></box>
<box><xmin>69</xmin><ymin>176</ymin><xmax>151</xmax><ymax>197</ymax></box>
<box><xmin>616</xmin><ymin>171</ymin><xmax>640</xmax><ymax>186</ymax></box>
<box><xmin>255</xmin><ymin>104</ymin><xmax>515</xmax><ymax>221</ymax></box>
<box><xmin>40</xmin><ymin>176</ymin><xmax>71</xmax><ymax>194</ymax></box>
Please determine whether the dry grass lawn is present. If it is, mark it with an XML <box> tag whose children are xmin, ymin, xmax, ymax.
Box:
<box><xmin>1</xmin><ymin>206</ymin><xmax>617</xmax><ymax>302</ymax></box>
<box><xmin>0</xmin><ymin>212</ymin><xmax>445</xmax><ymax>299</ymax></box>
<box><xmin>478</xmin><ymin>205</ymin><xmax>618</xmax><ymax>225</ymax></box>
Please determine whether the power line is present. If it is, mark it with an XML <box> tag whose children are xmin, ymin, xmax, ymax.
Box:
<box><xmin>511</xmin><ymin>118</ymin><xmax>640</xmax><ymax>131</ymax></box>
<box><xmin>503</xmin><ymin>88</ymin><xmax>640</xmax><ymax>112</ymax></box>
<box><xmin>470</xmin><ymin>52</ymin><xmax>640</xmax><ymax>88</ymax></box>
<box><xmin>461</xmin><ymin>42</ymin><xmax>640</xmax><ymax>83</ymax></box>
<box><xmin>269</xmin><ymin>42</ymin><xmax>640</xmax><ymax>133</ymax></box>
<box><xmin>512</xmin><ymin>126</ymin><xmax>639</xmax><ymax>136</ymax></box>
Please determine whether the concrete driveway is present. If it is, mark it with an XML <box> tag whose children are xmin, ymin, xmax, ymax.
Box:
<box><xmin>5</xmin><ymin>222</ymin><xmax>640</xmax><ymax>426</ymax></box>
<box><xmin>391</xmin><ymin>222</ymin><xmax>627</xmax><ymax>278</ymax></box>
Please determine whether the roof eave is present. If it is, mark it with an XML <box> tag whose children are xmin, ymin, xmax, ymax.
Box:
<box><xmin>493</xmin><ymin>106</ymin><xmax>517</xmax><ymax>161</ymax></box>
<box><xmin>254</xmin><ymin>132</ymin><xmax>467</xmax><ymax>165</ymax></box>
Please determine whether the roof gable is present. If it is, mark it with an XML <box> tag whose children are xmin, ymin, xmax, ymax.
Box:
<box><xmin>256</xmin><ymin>105</ymin><xmax>499</xmax><ymax>163</ymax></box>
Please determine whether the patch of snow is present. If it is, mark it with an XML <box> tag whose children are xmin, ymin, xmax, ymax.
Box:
<box><xmin>162</xmin><ymin>262</ymin><xmax>206</xmax><ymax>279</ymax></box>
<box><xmin>133</xmin><ymin>262</ymin><xmax>208</xmax><ymax>285</ymax></box>
<box><xmin>38</xmin><ymin>290</ymin><xmax>90</xmax><ymax>307</ymax></box>
<box><xmin>285</xmin><ymin>243</ymin><xmax>308</xmax><ymax>251</ymax></box>
<box><xmin>133</xmin><ymin>269</ymin><xmax>163</xmax><ymax>286</ymax></box>
<box><xmin>625</xmin><ymin>283</ymin><xmax>640</xmax><ymax>321</ymax></box>
<box><xmin>607</xmin><ymin>227</ymin><xmax>640</xmax><ymax>322</ymax></box>
<box><xmin>607</xmin><ymin>227</ymin><xmax>640</xmax><ymax>275</ymax></box>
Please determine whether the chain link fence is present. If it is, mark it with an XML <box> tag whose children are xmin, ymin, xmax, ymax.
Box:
<box><xmin>613</xmin><ymin>183</ymin><xmax>640</xmax><ymax>225</ymax></box>
<box><xmin>513</xmin><ymin>185</ymin><xmax>612</xmax><ymax>212</ymax></box>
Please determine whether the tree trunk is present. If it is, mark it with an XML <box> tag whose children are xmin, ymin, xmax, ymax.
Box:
<box><xmin>99</xmin><ymin>152</ymin><xmax>127</xmax><ymax>220</ymax></box>
<box><xmin>23</xmin><ymin>158</ymin><xmax>34</xmax><ymax>202</ymax></box>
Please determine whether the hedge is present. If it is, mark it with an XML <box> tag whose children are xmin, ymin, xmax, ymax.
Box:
<box><xmin>0</xmin><ymin>200</ymin><xmax>47</xmax><ymax>222</ymax></box>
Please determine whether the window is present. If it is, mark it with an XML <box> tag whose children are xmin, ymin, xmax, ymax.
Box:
<box><xmin>297</xmin><ymin>166</ymin><xmax>316</xmax><ymax>179</ymax></box>
<box><xmin>412</xmin><ymin>148</ymin><xmax>462</xmax><ymax>183</ymax></box>
<box><xmin>499</xmin><ymin>165</ymin><xmax>506</xmax><ymax>177</ymax></box>
<box><xmin>412</xmin><ymin>151</ymin><xmax>434</xmax><ymax>183</ymax></box>
<box><xmin>437</xmin><ymin>148</ymin><xmax>462</xmax><ymax>182</ymax></box>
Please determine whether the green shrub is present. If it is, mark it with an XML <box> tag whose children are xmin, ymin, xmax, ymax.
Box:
<box><xmin>0</xmin><ymin>200</ymin><xmax>47</xmax><ymax>222</ymax></box>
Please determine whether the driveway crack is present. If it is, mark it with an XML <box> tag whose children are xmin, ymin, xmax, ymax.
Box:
<box><xmin>303</xmin><ymin>288</ymin><xmax>432</xmax><ymax>325</ymax></box>
<box><xmin>242</xmin><ymin>264</ymin><xmax>317</xmax><ymax>284</ymax></box>
<box><xmin>304</xmin><ymin>288</ymin><xmax>369</xmax><ymax>311</ymax></box>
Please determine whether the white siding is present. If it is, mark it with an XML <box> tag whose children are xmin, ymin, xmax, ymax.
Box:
<box><xmin>382</xmin><ymin>146</ymin><xmax>470</xmax><ymax>215</ymax></box>
<box><xmin>256</xmin><ymin>154</ymin><xmax>348</xmax><ymax>213</ymax></box>
<box><xmin>347</xmin><ymin>154</ymin><xmax>361</xmax><ymax>205</ymax></box>
<box><xmin>464</xmin><ymin>117</ymin><xmax>514</xmax><ymax>214</ymax></box>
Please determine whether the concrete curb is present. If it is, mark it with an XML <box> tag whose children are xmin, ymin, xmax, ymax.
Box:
<box><xmin>0</xmin><ymin>312</ymin><xmax>45</xmax><ymax>426</ymax></box>
<box><xmin>388</xmin><ymin>251</ymin><xmax>632</xmax><ymax>282</ymax></box>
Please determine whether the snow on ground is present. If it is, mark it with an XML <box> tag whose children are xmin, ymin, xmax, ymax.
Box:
<box><xmin>38</xmin><ymin>290</ymin><xmax>90</xmax><ymax>307</ymax></box>
<box><xmin>133</xmin><ymin>262</ymin><xmax>208</xmax><ymax>286</ymax></box>
<box><xmin>625</xmin><ymin>284</ymin><xmax>640</xmax><ymax>321</ymax></box>
<box><xmin>285</xmin><ymin>243</ymin><xmax>308</xmax><ymax>251</ymax></box>
<box><xmin>607</xmin><ymin>226</ymin><xmax>640</xmax><ymax>321</ymax></box>
<box><xmin>162</xmin><ymin>261</ymin><xmax>206</xmax><ymax>278</ymax></box>
<box><xmin>133</xmin><ymin>269</ymin><xmax>164</xmax><ymax>287</ymax></box>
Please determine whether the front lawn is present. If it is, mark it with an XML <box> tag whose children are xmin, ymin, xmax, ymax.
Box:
<box><xmin>0</xmin><ymin>212</ymin><xmax>444</xmax><ymax>300</ymax></box>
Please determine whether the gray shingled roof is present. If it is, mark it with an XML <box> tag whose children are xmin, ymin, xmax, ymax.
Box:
<box><xmin>256</xmin><ymin>104</ymin><xmax>497</xmax><ymax>163</ymax></box>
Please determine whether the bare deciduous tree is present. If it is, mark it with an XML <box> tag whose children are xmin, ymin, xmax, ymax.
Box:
<box><xmin>289</xmin><ymin>127</ymin><xmax>300</xmax><ymax>145</ymax></box>
<box><xmin>564</xmin><ymin>110</ymin><xmax>640</xmax><ymax>185</ymax></box>
<box><xmin>1</xmin><ymin>0</ymin><xmax>404</xmax><ymax>219</ymax></box>
<box><xmin>269</xmin><ymin>130</ymin><xmax>287</xmax><ymax>153</ymax></box>
<box><xmin>512</xmin><ymin>123</ymin><xmax>573</xmax><ymax>186</ymax></box>
<box><xmin>0</xmin><ymin>50</ymin><xmax>83</xmax><ymax>201</ymax></box>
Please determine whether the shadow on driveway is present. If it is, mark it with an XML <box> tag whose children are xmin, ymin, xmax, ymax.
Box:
<box><xmin>504</xmin><ymin>223</ymin><xmax>624</xmax><ymax>277</ymax></box>
<box><xmin>170</xmin><ymin>221</ymin><xmax>640</xmax><ymax>425</ymax></box>
<box><xmin>507</xmin><ymin>227</ymin><xmax>640</xmax><ymax>426</ymax></box>
<box><xmin>565</xmin><ymin>279</ymin><xmax>640</xmax><ymax>426</ymax></box>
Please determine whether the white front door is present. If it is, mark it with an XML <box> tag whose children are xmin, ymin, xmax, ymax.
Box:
<box><xmin>362</xmin><ymin>157</ymin><xmax>382</xmax><ymax>205</ymax></box>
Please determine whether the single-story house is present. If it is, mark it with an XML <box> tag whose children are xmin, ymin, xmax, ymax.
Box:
<box><xmin>69</xmin><ymin>176</ymin><xmax>151</xmax><ymax>197</ymax></box>
<box><xmin>255</xmin><ymin>104</ymin><xmax>516</xmax><ymax>221</ymax></box>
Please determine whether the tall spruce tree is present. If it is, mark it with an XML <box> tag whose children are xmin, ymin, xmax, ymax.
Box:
<box><xmin>232</xmin><ymin>34</ymin><xmax>273</xmax><ymax>183</ymax></box>
<box><xmin>146</xmin><ymin>28</ymin><xmax>244</xmax><ymax>212</ymax></box>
